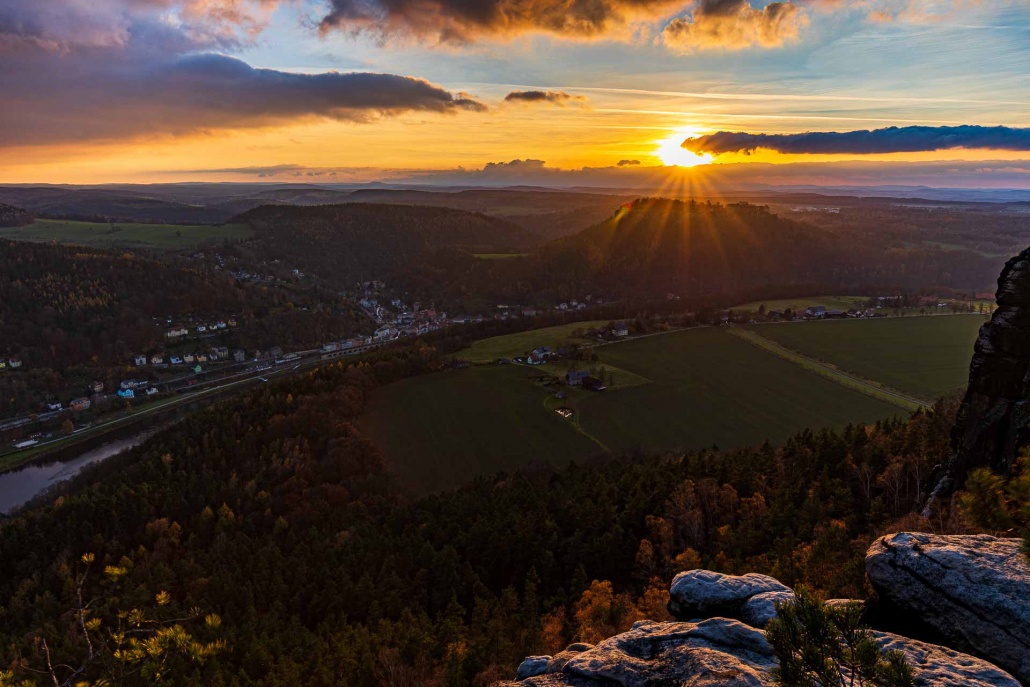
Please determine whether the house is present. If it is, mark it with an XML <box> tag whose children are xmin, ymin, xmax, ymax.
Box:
<box><xmin>269</xmin><ymin>346</ymin><xmax>283</xmax><ymax>358</ymax></box>
<box><xmin>207</xmin><ymin>351</ymin><xmax>219</xmax><ymax>361</ymax></box>
<box><xmin>826</xmin><ymin>309</ymin><xmax>847</xmax><ymax>319</ymax></box>
<box><xmin>183</xmin><ymin>354</ymin><xmax>195</xmax><ymax>363</ymax></box>
<box><xmin>566</xmin><ymin>369</ymin><xmax>590</xmax><ymax>386</ymax></box>
<box><xmin>805</xmin><ymin>306</ymin><xmax>827</xmax><ymax>318</ymax></box>
<box><xmin>196</xmin><ymin>325</ymin><xmax>206</xmax><ymax>333</ymax></box>
<box><xmin>46</xmin><ymin>401</ymin><xmax>62</xmax><ymax>411</ymax></box>
<box><xmin>170</xmin><ymin>356</ymin><xmax>183</xmax><ymax>365</ymax></box>
<box><xmin>193</xmin><ymin>365</ymin><xmax>202</xmax><ymax>373</ymax></box>
<box><xmin>151</xmin><ymin>354</ymin><xmax>164</xmax><ymax>365</ymax></box>
<box><xmin>146</xmin><ymin>387</ymin><xmax>159</xmax><ymax>396</ymax></box>
<box><xmin>233</xmin><ymin>350</ymin><xmax>246</xmax><ymax>362</ymax></box>
<box><xmin>117</xmin><ymin>389</ymin><xmax>135</xmax><ymax>399</ymax></box>
<box><xmin>216</xmin><ymin>321</ymin><xmax>227</xmax><ymax>329</ymax></box>
<box><xmin>134</xmin><ymin>354</ymin><xmax>147</xmax><ymax>366</ymax></box>
<box><xmin>119</xmin><ymin>380</ymin><xmax>136</xmax><ymax>390</ymax></box>
<box><xmin>70</xmin><ymin>397</ymin><xmax>91</xmax><ymax>411</ymax></box>
<box><xmin>9</xmin><ymin>358</ymin><xmax>22</xmax><ymax>368</ymax></box>
<box><xmin>582</xmin><ymin>376</ymin><xmax>607</xmax><ymax>392</ymax></box>
<box><xmin>91</xmin><ymin>381</ymin><xmax>104</xmax><ymax>393</ymax></box>
<box><xmin>214</xmin><ymin>346</ymin><xmax>229</xmax><ymax>358</ymax></box>
<box><xmin>165</xmin><ymin>327</ymin><xmax>188</xmax><ymax>339</ymax></box>
<box><xmin>527</xmin><ymin>352</ymin><xmax>547</xmax><ymax>365</ymax></box>
<box><xmin>196</xmin><ymin>354</ymin><xmax>208</xmax><ymax>363</ymax></box>
<box><xmin>227</xmin><ymin>318</ymin><xmax>238</xmax><ymax>327</ymax></box>
<box><xmin>612</xmin><ymin>322</ymin><xmax>630</xmax><ymax>337</ymax></box>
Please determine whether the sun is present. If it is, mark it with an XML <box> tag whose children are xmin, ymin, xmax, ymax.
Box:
<box><xmin>656</xmin><ymin>129</ymin><xmax>713</xmax><ymax>167</ymax></box>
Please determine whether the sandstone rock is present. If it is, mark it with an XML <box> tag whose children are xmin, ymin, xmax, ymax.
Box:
<box><xmin>927</xmin><ymin>246</ymin><xmax>1030</xmax><ymax>506</ymax></box>
<box><xmin>875</xmin><ymin>631</ymin><xmax>1020</xmax><ymax>687</ymax></box>
<box><xmin>667</xmin><ymin>569</ymin><xmax>791</xmax><ymax>620</ymax></box>
<box><xmin>545</xmin><ymin>644</ymin><xmax>592</xmax><ymax>674</ymax></box>
<box><xmin>866</xmin><ymin>532</ymin><xmax>1030</xmax><ymax>684</ymax></box>
<box><xmin>740</xmin><ymin>590</ymin><xmax>795</xmax><ymax>628</ymax></box>
<box><xmin>517</xmin><ymin>656</ymin><xmax>551</xmax><ymax>679</ymax></box>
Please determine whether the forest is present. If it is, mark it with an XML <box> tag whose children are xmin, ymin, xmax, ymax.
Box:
<box><xmin>0</xmin><ymin>337</ymin><xmax>993</xmax><ymax>687</ymax></box>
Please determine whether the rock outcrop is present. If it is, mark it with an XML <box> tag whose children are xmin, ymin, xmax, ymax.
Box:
<box><xmin>866</xmin><ymin>532</ymin><xmax>1030</xmax><ymax>684</ymax></box>
<box><xmin>667</xmin><ymin>569</ymin><xmax>791</xmax><ymax>621</ymax></box>
<box><xmin>927</xmin><ymin>246</ymin><xmax>1030</xmax><ymax>504</ymax></box>
<box><xmin>499</xmin><ymin>535</ymin><xmax>1027</xmax><ymax>687</ymax></box>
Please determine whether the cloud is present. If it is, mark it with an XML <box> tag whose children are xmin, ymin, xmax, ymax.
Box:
<box><xmin>663</xmin><ymin>0</ymin><xmax>808</xmax><ymax>51</ymax></box>
<box><xmin>504</xmin><ymin>90</ymin><xmax>588</xmax><ymax>106</ymax></box>
<box><xmin>0</xmin><ymin>0</ymin><xmax>484</xmax><ymax>148</ymax></box>
<box><xmin>318</xmin><ymin>0</ymin><xmax>685</xmax><ymax>43</ymax></box>
<box><xmin>682</xmin><ymin>125</ymin><xmax>1030</xmax><ymax>156</ymax></box>
<box><xmin>617</xmin><ymin>159</ymin><xmax>641</xmax><ymax>166</ymax></box>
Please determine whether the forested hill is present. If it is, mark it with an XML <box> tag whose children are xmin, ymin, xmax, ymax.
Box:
<box><xmin>0</xmin><ymin>202</ymin><xmax>32</xmax><ymax>227</ymax></box>
<box><xmin>0</xmin><ymin>336</ymin><xmax>973</xmax><ymax>686</ymax></box>
<box><xmin>232</xmin><ymin>203</ymin><xmax>535</xmax><ymax>286</ymax></box>
<box><xmin>535</xmin><ymin>199</ymin><xmax>837</xmax><ymax>297</ymax></box>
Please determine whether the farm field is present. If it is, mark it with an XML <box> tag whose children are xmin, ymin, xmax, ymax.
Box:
<box><xmin>455</xmin><ymin>321</ymin><xmax>608</xmax><ymax>363</ymax></box>
<box><xmin>578</xmin><ymin>327</ymin><xmax>902</xmax><ymax>454</ymax></box>
<box><xmin>364</xmin><ymin>326</ymin><xmax>908</xmax><ymax>493</ymax></box>
<box><xmin>745</xmin><ymin>315</ymin><xmax>983</xmax><ymax>401</ymax></box>
<box><xmin>360</xmin><ymin>364</ymin><xmax>602</xmax><ymax>494</ymax></box>
<box><xmin>0</xmin><ymin>219</ymin><xmax>252</xmax><ymax>250</ymax></box>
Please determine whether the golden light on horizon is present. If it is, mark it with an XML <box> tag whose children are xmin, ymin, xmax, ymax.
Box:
<box><xmin>655</xmin><ymin>129</ymin><xmax>713</xmax><ymax>167</ymax></box>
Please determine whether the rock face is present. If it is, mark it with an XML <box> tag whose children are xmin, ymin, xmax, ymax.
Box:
<box><xmin>667</xmin><ymin>570</ymin><xmax>791</xmax><ymax>620</ymax></box>
<box><xmin>875</xmin><ymin>631</ymin><xmax>1021</xmax><ymax>687</ymax></box>
<box><xmin>866</xmin><ymin>532</ymin><xmax>1030</xmax><ymax>685</ymax></box>
<box><xmin>928</xmin><ymin>246</ymin><xmax>1030</xmax><ymax>504</ymax></box>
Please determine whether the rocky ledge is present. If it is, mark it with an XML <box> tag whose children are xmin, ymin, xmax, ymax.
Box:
<box><xmin>496</xmin><ymin>533</ymin><xmax>1027</xmax><ymax>687</ymax></box>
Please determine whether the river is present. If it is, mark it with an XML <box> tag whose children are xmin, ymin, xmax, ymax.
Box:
<box><xmin>0</xmin><ymin>431</ymin><xmax>157</xmax><ymax>515</ymax></box>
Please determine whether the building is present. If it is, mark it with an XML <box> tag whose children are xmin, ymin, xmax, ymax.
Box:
<box><xmin>566</xmin><ymin>370</ymin><xmax>590</xmax><ymax>386</ymax></box>
<box><xmin>233</xmin><ymin>350</ymin><xmax>247</xmax><ymax>362</ymax></box>
<box><xmin>183</xmin><ymin>354</ymin><xmax>195</xmax><ymax>363</ymax></box>
<box><xmin>612</xmin><ymin>322</ymin><xmax>630</xmax><ymax>337</ymax></box>
<box><xmin>582</xmin><ymin>376</ymin><xmax>607</xmax><ymax>392</ymax></box>
<box><xmin>46</xmin><ymin>401</ymin><xmax>62</xmax><ymax>411</ymax></box>
<box><xmin>151</xmin><ymin>354</ymin><xmax>164</xmax><ymax>365</ymax></box>
<box><xmin>805</xmin><ymin>306</ymin><xmax>827</xmax><ymax>318</ymax></box>
<box><xmin>70</xmin><ymin>397</ymin><xmax>91</xmax><ymax>411</ymax></box>
<box><xmin>117</xmin><ymin>389</ymin><xmax>135</xmax><ymax>399</ymax></box>
<box><xmin>170</xmin><ymin>356</ymin><xmax>183</xmax><ymax>365</ymax></box>
<box><xmin>134</xmin><ymin>354</ymin><xmax>147</xmax><ymax>366</ymax></box>
<box><xmin>165</xmin><ymin>327</ymin><xmax>188</xmax><ymax>339</ymax></box>
<box><xmin>9</xmin><ymin>358</ymin><xmax>22</xmax><ymax>369</ymax></box>
<box><xmin>91</xmin><ymin>381</ymin><xmax>104</xmax><ymax>393</ymax></box>
<box><xmin>146</xmin><ymin>387</ymin><xmax>159</xmax><ymax>396</ymax></box>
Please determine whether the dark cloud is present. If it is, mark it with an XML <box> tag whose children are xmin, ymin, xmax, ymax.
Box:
<box><xmin>318</xmin><ymin>0</ymin><xmax>683</xmax><ymax>42</ymax></box>
<box><xmin>682</xmin><ymin>125</ymin><xmax>1030</xmax><ymax>156</ymax></box>
<box><xmin>504</xmin><ymin>90</ymin><xmax>587</xmax><ymax>106</ymax></box>
<box><xmin>617</xmin><ymin>159</ymin><xmax>641</xmax><ymax>166</ymax></box>
<box><xmin>0</xmin><ymin>0</ymin><xmax>485</xmax><ymax>148</ymax></box>
<box><xmin>663</xmin><ymin>0</ymin><xmax>808</xmax><ymax>51</ymax></box>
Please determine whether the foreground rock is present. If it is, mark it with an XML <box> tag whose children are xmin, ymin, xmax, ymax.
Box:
<box><xmin>497</xmin><ymin>617</ymin><xmax>1019</xmax><ymax>687</ymax></box>
<box><xmin>866</xmin><ymin>532</ymin><xmax>1030</xmax><ymax>685</ymax></box>
<box><xmin>667</xmin><ymin>569</ymin><xmax>791</xmax><ymax>621</ymax></box>
<box><xmin>927</xmin><ymin>245</ymin><xmax>1030</xmax><ymax>505</ymax></box>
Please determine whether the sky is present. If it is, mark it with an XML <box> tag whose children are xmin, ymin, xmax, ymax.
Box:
<box><xmin>1</xmin><ymin>0</ymin><xmax>1029</xmax><ymax>188</ymax></box>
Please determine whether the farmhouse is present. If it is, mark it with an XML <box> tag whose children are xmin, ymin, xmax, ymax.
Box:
<box><xmin>805</xmin><ymin>306</ymin><xmax>827</xmax><ymax>318</ymax></box>
<box><xmin>566</xmin><ymin>370</ymin><xmax>590</xmax><ymax>386</ymax></box>
<box><xmin>612</xmin><ymin>322</ymin><xmax>630</xmax><ymax>337</ymax></box>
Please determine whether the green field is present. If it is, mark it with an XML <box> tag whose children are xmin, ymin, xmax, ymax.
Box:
<box><xmin>0</xmin><ymin>219</ymin><xmax>252</xmax><ymax>250</ymax></box>
<box><xmin>456</xmin><ymin>321</ymin><xmax>608</xmax><ymax>363</ymax></box>
<box><xmin>364</xmin><ymin>327</ymin><xmax>909</xmax><ymax>493</ymax></box>
<box><xmin>578</xmin><ymin>328</ymin><xmax>902</xmax><ymax>453</ymax></box>
<box><xmin>360</xmin><ymin>365</ymin><xmax>602</xmax><ymax>493</ymax></box>
<box><xmin>745</xmin><ymin>315</ymin><xmax>983</xmax><ymax>400</ymax></box>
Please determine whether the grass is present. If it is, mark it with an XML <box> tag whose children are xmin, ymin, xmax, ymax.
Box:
<box><xmin>744</xmin><ymin>315</ymin><xmax>984</xmax><ymax>401</ymax></box>
<box><xmin>360</xmin><ymin>365</ymin><xmax>602</xmax><ymax>494</ymax></box>
<box><xmin>455</xmin><ymin>321</ymin><xmax>609</xmax><ymax>363</ymax></box>
<box><xmin>578</xmin><ymin>328</ymin><xmax>903</xmax><ymax>454</ymax></box>
<box><xmin>0</xmin><ymin>219</ymin><xmax>252</xmax><ymax>250</ymax></box>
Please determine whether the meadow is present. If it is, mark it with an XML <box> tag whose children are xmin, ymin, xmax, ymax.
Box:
<box><xmin>455</xmin><ymin>320</ymin><xmax>608</xmax><ymax>363</ymax></box>
<box><xmin>363</xmin><ymin>326</ymin><xmax>909</xmax><ymax>493</ymax></box>
<box><xmin>0</xmin><ymin>219</ymin><xmax>252</xmax><ymax>250</ymax></box>
<box><xmin>732</xmin><ymin>295</ymin><xmax>869</xmax><ymax>313</ymax></box>
<box><xmin>745</xmin><ymin>315</ymin><xmax>984</xmax><ymax>400</ymax></box>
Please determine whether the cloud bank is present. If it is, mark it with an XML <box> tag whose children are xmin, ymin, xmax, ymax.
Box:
<box><xmin>683</xmin><ymin>125</ymin><xmax>1030</xmax><ymax>156</ymax></box>
<box><xmin>0</xmin><ymin>0</ymin><xmax>484</xmax><ymax>147</ymax></box>
<box><xmin>504</xmin><ymin>90</ymin><xmax>587</xmax><ymax>106</ymax></box>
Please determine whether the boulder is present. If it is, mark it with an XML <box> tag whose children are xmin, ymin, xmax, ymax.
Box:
<box><xmin>866</xmin><ymin>532</ymin><xmax>1030</xmax><ymax>684</ymax></box>
<box><xmin>517</xmin><ymin>656</ymin><xmax>551</xmax><ymax>680</ymax></box>
<box><xmin>740</xmin><ymin>590</ymin><xmax>795</xmax><ymax>628</ymax></box>
<box><xmin>667</xmin><ymin>569</ymin><xmax>791</xmax><ymax>620</ymax></box>
<box><xmin>927</xmin><ymin>245</ymin><xmax>1030</xmax><ymax>506</ymax></box>
<box><xmin>545</xmin><ymin>644</ymin><xmax>593</xmax><ymax>673</ymax></box>
<box><xmin>875</xmin><ymin>631</ymin><xmax>1020</xmax><ymax>687</ymax></box>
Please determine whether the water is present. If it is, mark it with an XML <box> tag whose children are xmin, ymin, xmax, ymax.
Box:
<box><xmin>0</xmin><ymin>431</ymin><xmax>155</xmax><ymax>514</ymax></box>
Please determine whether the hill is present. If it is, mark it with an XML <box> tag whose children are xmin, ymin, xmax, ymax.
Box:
<box><xmin>0</xmin><ymin>202</ymin><xmax>33</xmax><ymax>227</ymax></box>
<box><xmin>231</xmin><ymin>202</ymin><xmax>535</xmax><ymax>287</ymax></box>
<box><xmin>0</xmin><ymin>187</ymin><xmax>233</xmax><ymax>224</ymax></box>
